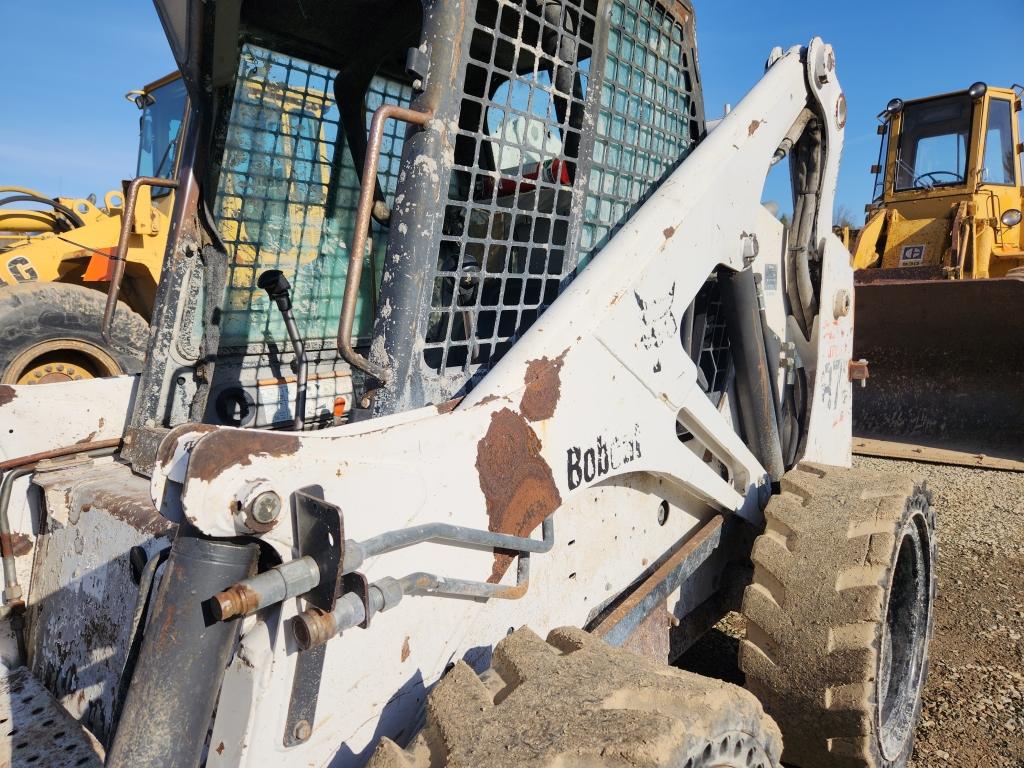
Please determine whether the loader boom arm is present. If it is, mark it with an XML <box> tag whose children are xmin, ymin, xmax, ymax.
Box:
<box><xmin>160</xmin><ymin>38</ymin><xmax>852</xmax><ymax>537</ymax></box>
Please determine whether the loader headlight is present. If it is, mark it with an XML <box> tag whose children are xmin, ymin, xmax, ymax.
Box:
<box><xmin>1001</xmin><ymin>209</ymin><xmax>1022</xmax><ymax>228</ymax></box>
<box><xmin>883</xmin><ymin>98</ymin><xmax>904</xmax><ymax>117</ymax></box>
<box><xmin>968</xmin><ymin>82</ymin><xmax>988</xmax><ymax>100</ymax></box>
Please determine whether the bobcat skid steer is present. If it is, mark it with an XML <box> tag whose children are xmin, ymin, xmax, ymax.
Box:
<box><xmin>0</xmin><ymin>1</ymin><xmax>935</xmax><ymax>767</ymax></box>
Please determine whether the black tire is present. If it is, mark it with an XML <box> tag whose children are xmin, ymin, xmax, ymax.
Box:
<box><xmin>369</xmin><ymin>626</ymin><xmax>782</xmax><ymax>768</ymax></box>
<box><xmin>740</xmin><ymin>463</ymin><xmax>936</xmax><ymax>768</ymax></box>
<box><xmin>0</xmin><ymin>282</ymin><xmax>148</xmax><ymax>384</ymax></box>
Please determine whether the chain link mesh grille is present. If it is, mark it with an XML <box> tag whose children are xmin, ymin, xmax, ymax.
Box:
<box><xmin>422</xmin><ymin>0</ymin><xmax>701</xmax><ymax>383</ymax></box>
<box><xmin>215</xmin><ymin>45</ymin><xmax>412</xmax><ymax>348</ymax></box>
<box><xmin>208</xmin><ymin>45</ymin><xmax>412</xmax><ymax>427</ymax></box>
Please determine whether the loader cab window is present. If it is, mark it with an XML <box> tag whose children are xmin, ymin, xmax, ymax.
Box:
<box><xmin>425</xmin><ymin>0</ymin><xmax>701</xmax><ymax>380</ymax></box>
<box><xmin>136</xmin><ymin>77</ymin><xmax>188</xmax><ymax>193</ymax></box>
<box><xmin>429</xmin><ymin>1</ymin><xmax>595</xmax><ymax>374</ymax></box>
<box><xmin>894</xmin><ymin>94</ymin><xmax>972</xmax><ymax>192</ymax></box>
<box><xmin>1020</xmin><ymin>101</ymin><xmax>1024</xmax><ymax>183</ymax></box>
<box><xmin>982</xmin><ymin>99</ymin><xmax>1016</xmax><ymax>185</ymax></box>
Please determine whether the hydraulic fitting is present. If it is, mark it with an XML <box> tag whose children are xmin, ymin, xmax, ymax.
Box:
<box><xmin>212</xmin><ymin>556</ymin><xmax>320</xmax><ymax>621</ymax></box>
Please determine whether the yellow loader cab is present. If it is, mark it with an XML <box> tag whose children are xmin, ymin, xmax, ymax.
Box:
<box><xmin>0</xmin><ymin>72</ymin><xmax>188</xmax><ymax>384</ymax></box>
<box><xmin>852</xmin><ymin>82</ymin><xmax>1024</xmax><ymax>465</ymax></box>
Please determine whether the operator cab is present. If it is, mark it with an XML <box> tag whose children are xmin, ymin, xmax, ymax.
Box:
<box><xmin>873</xmin><ymin>83</ymin><xmax>1021</xmax><ymax>201</ymax></box>
<box><xmin>855</xmin><ymin>82</ymin><xmax>1023</xmax><ymax>275</ymax></box>
<box><xmin>126</xmin><ymin>0</ymin><xmax>704</xmax><ymax>470</ymax></box>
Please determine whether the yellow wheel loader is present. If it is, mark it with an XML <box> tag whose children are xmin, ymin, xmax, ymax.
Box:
<box><xmin>851</xmin><ymin>83</ymin><xmax>1024</xmax><ymax>467</ymax></box>
<box><xmin>0</xmin><ymin>73</ymin><xmax>188</xmax><ymax>385</ymax></box>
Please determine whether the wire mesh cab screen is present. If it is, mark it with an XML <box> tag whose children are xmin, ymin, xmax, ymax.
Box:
<box><xmin>420</xmin><ymin>0</ymin><xmax>701</xmax><ymax>390</ymax></box>
<box><xmin>206</xmin><ymin>45</ymin><xmax>412</xmax><ymax>427</ymax></box>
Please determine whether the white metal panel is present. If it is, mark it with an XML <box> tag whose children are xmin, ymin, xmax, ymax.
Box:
<box><xmin>0</xmin><ymin>376</ymin><xmax>135</xmax><ymax>462</ymax></box>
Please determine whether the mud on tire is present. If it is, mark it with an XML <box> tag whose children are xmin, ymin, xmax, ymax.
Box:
<box><xmin>0</xmin><ymin>282</ymin><xmax>149</xmax><ymax>383</ymax></box>
<box><xmin>740</xmin><ymin>463</ymin><xmax>936</xmax><ymax>768</ymax></box>
<box><xmin>369</xmin><ymin>626</ymin><xmax>782</xmax><ymax>768</ymax></box>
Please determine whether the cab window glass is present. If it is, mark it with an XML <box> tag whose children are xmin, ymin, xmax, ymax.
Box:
<box><xmin>137</xmin><ymin>78</ymin><xmax>188</xmax><ymax>193</ymax></box>
<box><xmin>486</xmin><ymin>71</ymin><xmax>565</xmax><ymax>176</ymax></box>
<box><xmin>1019</xmin><ymin>101</ymin><xmax>1024</xmax><ymax>182</ymax></box>
<box><xmin>895</xmin><ymin>94</ymin><xmax>971</xmax><ymax>191</ymax></box>
<box><xmin>983</xmin><ymin>99</ymin><xmax>1016</xmax><ymax>185</ymax></box>
<box><xmin>213</xmin><ymin>46</ymin><xmax>413</xmax><ymax>346</ymax></box>
<box><xmin>1018</xmin><ymin>99</ymin><xmax>1023</xmax><ymax>183</ymax></box>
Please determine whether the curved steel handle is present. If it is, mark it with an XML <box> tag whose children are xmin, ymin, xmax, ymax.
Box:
<box><xmin>336</xmin><ymin>104</ymin><xmax>433</xmax><ymax>383</ymax></box>
<box><xmin>102</xmin><ymin>176</ymin><xmax>178</xmax><ymax>342</ymax></box>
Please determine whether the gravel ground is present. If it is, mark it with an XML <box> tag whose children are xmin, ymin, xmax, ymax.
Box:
<box><xmin>678</xmin><ymin>456</ymin><xmax>1024</xmax><ymax>767</ymax></box>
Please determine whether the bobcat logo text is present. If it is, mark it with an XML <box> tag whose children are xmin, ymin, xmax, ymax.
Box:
<box><xmin>566</xmin><ymin>427</ymin><xmax>642</xmax><ymax>490</ymax></box>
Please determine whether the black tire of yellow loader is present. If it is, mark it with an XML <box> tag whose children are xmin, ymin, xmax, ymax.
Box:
<box><xmin>0</xmin><ymin>282</ymin><xmax>148</xmax><ymax>384</ymax></box>
<box><xmin>368</xmin><ymin>626</ymin><xmax>783</xmax><ymax>768</ymax></box>
<box><xmin>740</xmin><ymin>463</ymin><xmax>936</xmax><ymax>768</ymax></box>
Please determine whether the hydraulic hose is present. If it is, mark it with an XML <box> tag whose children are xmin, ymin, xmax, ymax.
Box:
<box><xmin>0</xmin><ymin>194</ymin><xmax>86</xmax><ymax>230</ymax></box>
<box><xmin>720</xmin><ymin>268</ymin><xmax>785</xmax><ymax>482</ymax></box>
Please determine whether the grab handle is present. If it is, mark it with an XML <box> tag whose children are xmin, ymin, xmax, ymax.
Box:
<box><xmin>336</xmin><ymin>104</ymin><xmax>432</xmax><ymax>383</ymax></box>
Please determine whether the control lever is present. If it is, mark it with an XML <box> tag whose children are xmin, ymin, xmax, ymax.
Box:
<box><xmin>258</xmin><ymin>270</ymin><xmax>307</xmax><ymax>430</ymax></box>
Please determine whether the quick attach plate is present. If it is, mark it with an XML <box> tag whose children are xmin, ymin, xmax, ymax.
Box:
<box><xmin>285</xmin><ymin>490</ymin><xmax>344</xmax><ymax>747</ymax></box>
<box><xmin>293</xmin><ymin>490</ymin><xmax>344</xmax><ymax>612</ymax></box>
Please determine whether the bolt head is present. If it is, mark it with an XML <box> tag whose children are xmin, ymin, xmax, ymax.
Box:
<box><xmin>833</xmin><ymin>289</ymin><xmax>852</xmax><ymax>319</ymax></box>
<box><xmin>249</xmin><ymin>491</ymin><xmax>282</xmax><ymax>525</ymax></box>
<box><xmin>657</xmin><ymin>500</ymin><xmax>669</xmax><ymax>526</ymax></box>
<box><xmin>836</xmin><ymin>93</ymin><xmax>848</xmax><ymax>130</ymax></box>
<box><xmin>293</xmin><ymin>720</ymin><xmax>312</xmax><ymax>741</ymax></box>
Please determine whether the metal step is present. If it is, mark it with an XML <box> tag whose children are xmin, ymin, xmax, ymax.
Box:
<box><xmin>0</xmin><ymin>664</ymin><xmax>103</xmax><ymax>767</ymax></box>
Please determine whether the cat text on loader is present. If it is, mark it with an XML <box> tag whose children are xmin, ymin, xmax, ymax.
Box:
<box><xmin>851</xmin><ymin>83</ymin><xmax>1024</xmax><ymax>469</ymax></box>
<box><xmin>0</xmin><ymin>2</ymin><xmax>935</xmax><ymax>767</ymax></box>
<box><xmin>0</xmin><ymin>73</ymin><xmax>187</xmax><ymax>384</ymax></box>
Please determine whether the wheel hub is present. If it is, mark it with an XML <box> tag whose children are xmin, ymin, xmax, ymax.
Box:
<box><xmin>3</xmin><ymin>339</ymin><xmax>122</xmax><ymax>385</ymax></box>
<box><xmin>877</xmin><ymin>510</ymin><xmax>932</xmax><ymax>760</ymax></box>
<box><xmin>19</xmin><ymin>362</ymin><xmax>90</xmax><ymax>385</ymax></box>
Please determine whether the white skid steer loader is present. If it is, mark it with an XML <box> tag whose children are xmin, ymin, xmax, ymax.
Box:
<box><xmin>0</xmin><ymin>1</ymin><xmax>935</xmax><ymax>767</ymax></box>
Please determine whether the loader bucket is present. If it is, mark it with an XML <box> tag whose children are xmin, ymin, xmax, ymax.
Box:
<box><xmin>852</xmin><ymin>274</ymin><xmax>1024</xmax><ymax>470</ymax></box>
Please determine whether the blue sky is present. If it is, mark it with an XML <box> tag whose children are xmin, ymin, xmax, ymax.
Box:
<box><xmin>1</xmin><ymin>1</ymin><xmax>1016</xmax><ymax>225</ymax></box>
<box><xmin>696</xmin><ymin>1</ymin><xmax>1016</xmax><ymax>222</ymax></box>
<box><xmin>0</xmin><ymin>3</ymin><xmax>174</xmax><ymax>198</ymax></box>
